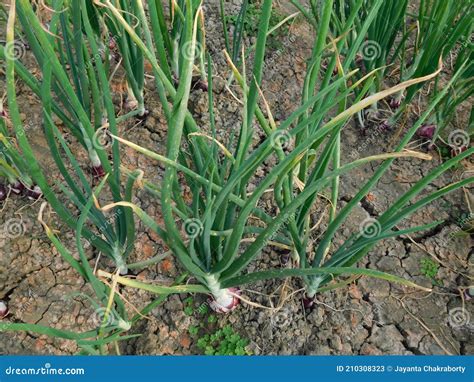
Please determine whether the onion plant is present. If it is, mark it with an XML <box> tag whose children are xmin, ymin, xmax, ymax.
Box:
<box><xmin>332</xmin><ymin>0</ymin><xmax>409</xmax><ymax>120</ymax></box>
<box><xmin>3</xmin><ymin>0</ymin><xmax>210</xmax><ymax>272</ymax></box>
<box><xmin>84</xmin><ymin>0</ymin><xmax>208</xmax><ymax>114</ymax></box>
<box><xmin>280</xmin><ymin>0</ymin><xmax>474</xmax><ymax>301</ymax></box>
<box><xmin>2</xmin><ymin>180</ymin><xmax>199</xmax><ymax>354</ymax></box>
<box><xmin>403</xmin><ymin>0</ymin><xmax>473</xmax><ymax>99</ymax></box>
<box><xmin>168</xmin><ymin>0</ymin><xmax>207</xmax><ymax>87</ymax></box>
<box><xmin>1</xmin><ymin>0</ymin><xmax>207</xmax><ymax>351</ymax></box>
<box><xmin>2</xmin><ymin>2</ymin><xmax>130</xmax><ymax>353</ymax></box>
<box><xmin>0</xmin><ymin>109</ymin><xmax>41</xmax><ymax>200</ymax></box>
<box><xmin>3</xmin><ymin>0</ymin><xmax>471</xmax><ymax>356</ymax></box>
<box><xmin>1</xmin><ymin>0</ymin><xmax>144</xmax><ymax>273</ymax></box>
<box><xmin>419</xmin><ymin>41</ymin><xmax>473</xmax><ymax>148</ymax></box>
<box><xmin>2</xmin><ymin>0</ymin><xmax>472</xmax><ymax>324</ymax></box>
<box><xmin>90</xmin><ymin>0</ymin><xmax>473</xmax><ymax>313</ymax></box>
<box><xmin>82</xmin><ymin>0</ymin><xmax>147</xmax><ymax>115</ymax></box>
<box><xmin>220</xmin><ymin>0</ymin><xmax>249</xmax><ymax>67</ymax></box>
<box><xmin>317</xmin><ymin>0</ymin><xmax>474</xmax><ymax>127</ymax></box>
<box><xmin>387</xmin><ymin>0</ymin><xmax>474</xmax><ymax>125</ymax></box>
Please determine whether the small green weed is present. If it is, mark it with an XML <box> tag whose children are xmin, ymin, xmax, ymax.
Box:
<box><xmin>192</xmin><ymin>325</ymin><xmax>250</xmax><ymax>355</ymax></box>
<box><xmin>207</xmin><ymin>314</ymin><xmax>217</xmax><ymax>324</ymax></box>
<box><xmin>188</xmin><ymin>325</ymin><xmax>199</xmax><ymax>336</ymax></box>
<box><xmin>185</xmin><ymin>299</ymin><xmax>250</xmax><ymax>355</ymax></box>
<box><xmin>182</xmin><ymin>296</ymin><xmax>211</xmax><ymax>317</ymax></box>
<box><xmin>419</xmin><ymin>258</ymin><xmax>441</xmax><ymax>286</ymax></box>
<box><xmin>183</xmin><ymin>297</ymin><xmax>195</xmax><ymax>316</ymax></box>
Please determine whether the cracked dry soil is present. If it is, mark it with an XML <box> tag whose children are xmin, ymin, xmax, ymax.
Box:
<box><xmin>0</xmin><ymin>0</ymin><xmax>473</xmax><ymax>355</ymax></box>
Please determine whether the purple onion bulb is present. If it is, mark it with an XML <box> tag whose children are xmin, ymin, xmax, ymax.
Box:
<box><xmin>0</xmin><ymin>184</ymin><xmax>7</xmax><ymax>202</ymax></box>
<box><xmin>9</xmin><ymin>180</ymin><xmax>25</xmax><ymax>195</ymax></box>
<box><xmin>25</xmin><ymin>185</ymin><xmax>43</xmax><ymax>200</ymax></box>
<box><xmin>416</xmin><ymin>124</ymin><xmax>436</xmax><ymax>139</ymax></box>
